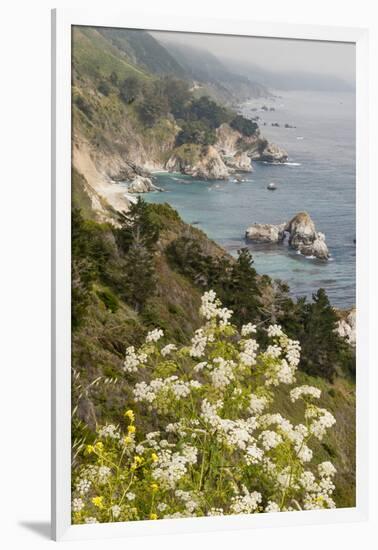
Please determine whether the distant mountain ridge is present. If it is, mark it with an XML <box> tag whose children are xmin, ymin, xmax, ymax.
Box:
<box><xmin>155</xmin><ymin>40</ymin><xmax>269</xmax><ymax>103</ymax></box>
<box><xmin>223</xmin><ymin>58</ymin><xmax>355</xmax><ymax>92</ymax></box>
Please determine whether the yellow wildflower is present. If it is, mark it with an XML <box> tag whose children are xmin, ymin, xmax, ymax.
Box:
<box><xmin>94</xmin><ymin>442</ymin><xmax>104</xmax><ymax>452</ymax></box>
<box><xmin>92</xmin><ymin>496</ymin><xmax>104</xmax><ymax>509</ymax></box>
<box><xmin>128</xmin><ymin>425</ymin><xmax>136</xmax><ymax>434</ymax></box>
<box><xmin>151</xmin><ymin>483</ymin><xmax>159</xmax><ymax>493</ymax></box>
<box><xmin>151</xmin><ymin>453</ymin><xmax>158</xmax><ymax>463</ymax></box>
<box><xmin>123</xmin><ymin>435</ymin><xmax>132</xmax><ymax>445</ymax></box>
<box><xmin>86</xmin><ymin>444</ymin><xmax>95</xmax><ymax>455</ymax></box>
<box><xmin>150</xmin><ymin>513</ymin><xmax>158</xmax><ymax>520</ymax></box>
<box><xmin>131</xmin><ymin>455</ymin><xmax>143</xmax><ymax>470</ymax></box>
<box><xmin>124</xmin><ymin>409</ymin><xmax>135</xmax><ymax>422</ymax></box>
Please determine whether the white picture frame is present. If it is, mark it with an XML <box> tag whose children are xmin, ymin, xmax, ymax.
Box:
<box><xmin>51</xmin><ymin>8</ymin><xmax>369</xmax><ymax>541</ymax></box>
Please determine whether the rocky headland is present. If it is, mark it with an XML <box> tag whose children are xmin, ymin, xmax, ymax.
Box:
<box><xmin>164</xmin><ymin>123</ymin><xmax>288</xmax><ymax>181</ymax></box>
<box><xmin>245</xmin><ymin>211</ymin><xmax>330</xmax><ymax>260</ymax></box>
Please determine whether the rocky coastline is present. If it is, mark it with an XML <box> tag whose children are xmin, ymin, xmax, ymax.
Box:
<box><xmin>164</xmin><ymin>123</ymin><xmax>287</xmax><ymax>180</ymax></box>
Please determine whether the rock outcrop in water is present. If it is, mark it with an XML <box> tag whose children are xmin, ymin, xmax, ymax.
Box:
<box><xmin>127</xmin><ymin>175</ymin><xmax>163</xmax><ymax>193</ymax></box>
<box><xmin>250</xmin><ymin>142</ymin><xmax>288</xmax><ymax>163</ymax></box>
<box><xmin>245</xmin><ymin>223</ymin><xmax>285</xmax><ymax>243</ymax></box>
<box><xmin>245</xmin><ymin>212</ymin><xmax>330</xmax><ymax>261</ymax></box>
<box><xmin>285</xmin><ymin>212</ymin><xmax>329</xmax><ymax>260</ymax></box>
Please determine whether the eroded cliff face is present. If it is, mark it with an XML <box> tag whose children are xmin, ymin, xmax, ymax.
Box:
<box><xmin>216</xmin><ymin>123</ymin><xmax>288</xmax><ymax>164</ymax></box>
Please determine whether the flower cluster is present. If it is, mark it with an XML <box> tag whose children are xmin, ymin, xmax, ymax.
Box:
<box><xmin>72</xmin><ymin>291</ymin><xmax>338</xmax><ymax>525</ymax></box>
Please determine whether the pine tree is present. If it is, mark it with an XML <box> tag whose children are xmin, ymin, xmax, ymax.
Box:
<box><xmin>116</xmin><ymin>198</ymin><xmax>159</xmax><ymax>254</ymax></box>
<box><xmin>300</xmin><ymin>288</ymin><xmax>345</xmax><ymax>380</ymax></box>
<box><xmin>219</xmin><ymin>248</ymin><xmax>261</xmax><ymax>326</ymax></box>
<box><xmin>121</xmin><ymin>241</ymin><xmax>156</xmax><ymax>313</ymax></box>
<box><xmin>116</xmin><ymin>198</ymin><xmax>159</xmax><ymax>312</ymax></box>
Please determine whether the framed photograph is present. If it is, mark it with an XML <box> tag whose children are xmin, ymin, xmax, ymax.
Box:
<box><xmin>52</xmin><ymin>8</ymin><xmax>369</xmax><ymax>541</ymax></box>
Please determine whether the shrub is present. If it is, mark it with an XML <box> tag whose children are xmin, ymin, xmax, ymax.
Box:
<box><xmin>176</xmin><ymin>120</ymin><xmax>216</xmax><ymax>147</ymax></box>
<box><xmin>97</xmin><ymin>288</ymin><xmax>119</xmax><ymax>313</ymax></box>
<box><xmin>189</xmin><ymin>96</ymin><xmax>230</xmax><ymax>129</ymax></box>
<box><xmin>98</xmin><ymin>80</ymin><xmax>111</xmax><ymax>96</ymax></box>
<box><xmin>74</xmin><ymin>94</ymin><xmax>93</xmax><ymax>120</ymax></box>
<box><xmin>230</xmin><ymin>115</ymin><xmax>258</xmax><ymax>137</ymax></box>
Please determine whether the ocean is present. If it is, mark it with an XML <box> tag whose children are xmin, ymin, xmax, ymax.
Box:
<box><xmin>143</xmin><ymin>90</ymin><xmax>356</xmax><ymax>309</ymax></box>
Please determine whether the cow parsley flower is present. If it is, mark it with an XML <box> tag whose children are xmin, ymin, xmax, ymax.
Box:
<box><xmin>290</xmin><ymin>385</ymin><xmax>321</xmax><ymax>403</ymax></box>
<box><xmin>239</xmin><ymin>339</ymin><xmax>259</xmax><ymax>367</ymax></box>
<box><xmin>230</xmin><ymin>490</ymin><xmax>262</xmax><ymax>514</ymax></box>
<box><xmin>260</xmin><ymin>430</ymin><xmax>283</xmax><ymax>450</ymax></box>
<box><xmin>146</xmin><ymin>328</ymin><xmax>164</xmax><ymax>343</ymax></box>
<box><xmin>241</xmin><ymin>323</ymin><xmax>257</xmax><ymax>336</ymax></box>
<box><xmin>111</xmin><ymin>505</ymin><xmax>121</xmax><ymax>518</ymax></box>
<box><xmin>98</xmin><ymin>424</ymin><xmax>120</xmax><ymax>440</ymax></box>
<box><xmin>123</xmin><ymin>346</ymin><xmax>148</xmax><ymax>373</ymax></box>
<box><xmin>72</xmin><ymin>497</ymin><xmax>84</xmax><ymax>512</ymax></box>
<box><xmin>267</xmin><ymin>324</ymin><xmax>284</xmax><ymax>338</ymax></box>
<box><xmin>265</xmin><ymin>501</ymin><xmax>280</xmax><ymax>513</ymax></box>
<box><xmin>85</xmin><ymin>517</ymin><xmax>99</xmax><ymax>524</ymax></box>
<box><xmin>161</xmin><ymin>344</ymin><xmax>177</xmax><ymax>356</ymax></box>
<box><xmin>318</xmin><ymin>461</ymin><xmax>337</xmax><ymax>478</ymax></box>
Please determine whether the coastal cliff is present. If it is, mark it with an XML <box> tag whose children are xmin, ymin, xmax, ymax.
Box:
<box><xmin>71</xmin><ymin>27</ymin><xmax>289</xmax><ymax>216</ymax></box>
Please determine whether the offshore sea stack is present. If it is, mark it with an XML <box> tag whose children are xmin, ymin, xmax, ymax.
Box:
<box><xmin>245</xmin><ymin>211</ymin><xmax>329</xmax><ymax>260</ymax></box>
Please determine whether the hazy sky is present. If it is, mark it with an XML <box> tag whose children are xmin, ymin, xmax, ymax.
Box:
<box><xmin>152</xmin><ymin>31</ymin><xmax>355</xmax><ymax>84</ymax></box>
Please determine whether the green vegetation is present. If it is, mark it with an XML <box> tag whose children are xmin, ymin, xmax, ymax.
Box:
<box><xmin>71</xmin><ymin>197</ymin><xmax>355</xmax><ymax>514</ymax></box>
<box><xmin>70</xmin><ymin>26</ymin><xmax>356</xmax><ymax>519</ymax></box>
<box><xmin>175</xmin><ymin>120</ymin><xmax>216</xmax><ymax>146</ymax></box>
<box><xmin>72</xmin><ymin>291</ymin><xmax>353</xmax><ymax>524</ymax></box>
<box><xmin>230</xmin><ymin>114</ymin><xmax>259</xmax><ymax>136</ymax></box>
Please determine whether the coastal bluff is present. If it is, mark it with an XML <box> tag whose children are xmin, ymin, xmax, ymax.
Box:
<box><xmin>245</xmin><ymin>212</ymin><xmax>330</xmax><ymax>260</ymax></box>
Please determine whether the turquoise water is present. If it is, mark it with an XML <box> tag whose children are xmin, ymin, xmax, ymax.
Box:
<box><xmin>142</xmin><ymin>91</ymin><xmax>356</xmax><ymax>309</ymax></box>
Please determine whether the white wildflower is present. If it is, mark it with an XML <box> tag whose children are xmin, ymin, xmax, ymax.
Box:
<box><xmin>230</xmin><ymin>490</ymin><xmax>262</xmax><ymax>514</ymax></box>
<box><xmin>210</xmin><ymin>357</ymin><xmax>235</xmax><ymax>389</ymax></box>
<box><xmin>72</xmin><ymin>497</ymin><xmax>84</xmax><ymax>512</ymax></box>
<box><xmin>318</xmin><ymin>461</ymin><xmax>337</xmax><ymax>478</ymax></box>
<box><xmin>146</xmin><ymin>328</ymin><xmax>164</xmax><ymax>343</ymax></box>
<box><xmin>260</xmin><ymin>430</ymin><xmax>283</xmax><ymax>450</ymax></box>
<box><xmin>98</xmin><ymin>424</ymin><xmax>120</xmax><ymax>440</ymax></box>
<box><xmin>249</xmin><ymin>393</ymin><xmax>268</xmax><ymax>414</ymax></box>
<box><xmin>241</xmin><ymin>323</ymin><xmax>257</xmax><ymax>336</ymax></box>
<box><xmin>194</xmin><ymin>361</ymin><xmax>208</xmax><ymax>373</ymax></box>
<box><xmin>98</xmin><ymin>465</ymin><xmax>112</xmax><ymax>484</ymax></box>
<box><xmin>290</xmin><ymin>385</ymin><xmax>321</xmax><ymax>403</ymax></box>
<box><xmin>85</xmin><ymin>517</ymin><xmax>99</xmax><ymax>524</ymax></box>
<box><xmin>123</xmin><ymin>346</ymin><xmax>148</xmax><ymax>373</ymax></box>
<box><xmin>76</xmin><ymin>478</ymin><xmax>91</xmax><ymax>496</ymax></box>
<box><xmin>267</xmin><ymin>324</ymin><xmax>283</xmax><ymax>338</ymax></box>
<box><xmin>265</xmin><ymin>501</ymin><xmax>280</xmax><ymax>513</ymax></box>
<box><xmin>111</xmin><ymin>505</ymin><xmax>121</xmax><ymax>518</ymax></box>
<box><xmin>161</xmin><ymin>344</ymin><xmax>177</xmax><ymax>356</ymax></box>
<box><xmin>239</xmin><ymin>338</ymin><xmax>259</xmax><ymax>367</ymax></box>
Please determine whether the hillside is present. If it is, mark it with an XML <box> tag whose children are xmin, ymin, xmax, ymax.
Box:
<box><xmin>72</xmin><ymin>194</ymin><xmax>355</xmax><ymax>511</ymax></box>
<box><xmin>71</xmin><ymin>26</ymin><xmax>356</xmax><ymax>522</ymax></box>
<box><xmin>156</xmin><ymin>39</ymin><xmax>268</xmax><ymax>104</ymax></box>
<box><xmin>71</xmin><ymin>26</ymin><xmax>286</xmax><ymax>221</ymax></box>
